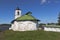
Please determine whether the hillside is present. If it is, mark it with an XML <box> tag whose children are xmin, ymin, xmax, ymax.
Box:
<box><xmin>0</xmin><ymin>24</ymin><xmax>11</xmax><ymax>31</ymax></box>
<box><xmin>0</xmin><ymin>30</ymin><xmax>60</xmax><ymax>40</ymax></box>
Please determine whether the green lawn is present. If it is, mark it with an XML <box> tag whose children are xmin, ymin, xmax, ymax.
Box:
<box><xmin>44</xmin><ymin>25</ymin><xmax>60</xmax><ymax>28</ymax></box>
<box><xmin>0</xmin><ymin>30</ymin><xmax>60</xmax><ymax>40</ymax></box>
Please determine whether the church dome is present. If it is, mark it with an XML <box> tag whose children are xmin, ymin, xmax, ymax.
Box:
<box><xmin>11</xmin><ymin>12</ymin><xmax>40</xmax><ymax>23</ymax></box>
<box><xmin>16</xmin><ymin>12</ymin><xmax>39</xmax><ymax>21</ymax></box>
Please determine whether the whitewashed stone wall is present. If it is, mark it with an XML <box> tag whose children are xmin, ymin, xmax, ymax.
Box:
<box><xmin>9</xmin><ymin>21</ymin><xmax>38</xmax><ymax>31</ymax></box>
<box><xmin>9</xmin><ymin>21</ymin><xmax>19</xmax><ymax>31</ymax></box>
<box><xmin>44</xmin><ymin>27</ymin><xmax>60</xmax><ymax>32</ymax></box>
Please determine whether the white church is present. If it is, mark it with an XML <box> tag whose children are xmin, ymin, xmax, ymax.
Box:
<box><xmin>9</xmin><ymin>7</ymin><xmax>40</xmax><ymax>31</ymax></box>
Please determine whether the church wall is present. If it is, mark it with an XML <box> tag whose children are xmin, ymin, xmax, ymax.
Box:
<box><xmin>10</xmin><ymin>21</ymin><xmax>19</xmax><ymax>31</ymax></box>
<box><xmin>17</xmin><ymin>21</ymin><xmax>38</xmax><ymax>31</ymax></box>
<box><xmin>13</xmin><ymin>21</ymin><xmax>19</xmax><ymax>31</ymax></box>
<box><xmin>9</xmin><ymin>24</ymin><xmax>14</xmax><ymax>30</ymax></box>
<box><xmin>44</xmin><ymin>27</ymin><xmax>60</xmax><ymax>32</ymax></box>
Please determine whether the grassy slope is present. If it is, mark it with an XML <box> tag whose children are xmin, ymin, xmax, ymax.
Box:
<box><xmin>45</xmin><ymin>25</ymin><xmax>60</xmax><ymax>28</ymax></box>
<box><xmin>1</xmin><ymin>30</ymin><xmax>60</xmax><ymax>40</ymax></box>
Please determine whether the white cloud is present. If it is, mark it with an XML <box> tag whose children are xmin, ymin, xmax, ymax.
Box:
<box><xmin>41</xmin><ymin>0</ymin><xmax>47</xmax><ymax>4</ymax></box>
<box><xmin>40</xmin><ymin>0</ymin><xmax>60</xmax><ymax>5</ymax></box>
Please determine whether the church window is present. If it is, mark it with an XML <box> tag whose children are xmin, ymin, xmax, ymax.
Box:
<box><xmin>17</xmin><ymin>11</ymin><xmax>19</xmax><ymax>15</ymax></box>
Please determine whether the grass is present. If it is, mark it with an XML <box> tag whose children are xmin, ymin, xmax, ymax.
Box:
<box><xmin>0</xmin><ymin>30</ymin><xmax>60</xmax><ymax>40</ymax></box>
<box><xmin>44</xmin><ymin>25</ymin><xmax>60</xmax><ymax>28</ymax></box>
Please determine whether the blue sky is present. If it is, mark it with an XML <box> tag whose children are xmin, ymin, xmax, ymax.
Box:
<box><xmin>0</xmin><ymin>0</ymin><xmax>60</xmax><ymax>24</ymax></box>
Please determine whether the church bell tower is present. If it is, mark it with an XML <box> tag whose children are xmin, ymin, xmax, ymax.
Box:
<box><xmin>15</xmin><ymin>7</ymin><xmax>21</xmax><ymax>19</ymax></box>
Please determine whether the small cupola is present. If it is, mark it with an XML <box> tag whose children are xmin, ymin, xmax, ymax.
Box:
<box><xmin>16</xmin><ymin>7</ymin><xmax>21</xmax><ymax>10</ymax></box>
<box><xmin>15</xmin><ymin>7</ymin><xmax>21</xmax><ymax>19</ymax></box>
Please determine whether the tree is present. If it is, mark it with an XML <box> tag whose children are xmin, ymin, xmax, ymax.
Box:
<box><xmin>58</xmin><ymin>12</ymin><xmax>60</xmax><ymax>25</ymax></box>
<box><xmin>47</xmin><ymin>23</ymin><xmax>56</xmax><ymax>25</ymax></box>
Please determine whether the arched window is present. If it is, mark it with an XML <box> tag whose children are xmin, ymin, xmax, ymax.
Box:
<box><xmin>17</xmin><ymin>11</ymin><xmax>19</xmax><ymax>15</ymax></box>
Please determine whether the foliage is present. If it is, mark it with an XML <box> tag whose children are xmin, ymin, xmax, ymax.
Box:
<box><xmin>47</xmin><ymin>23</ymin><xmax>56</xmax><ymax>25</ymax></box>
<box><xmin>39</xmin><ymin>23</ymin><xmax>46</xmax><ymax>25</ymax></box>
<box><xmin>44</xmin><ymin>25</ymin><xmax>60</xmax><ymax>28</ymax></box>
<box><xmin>58</xmin><ymin>13</ymin><xmax>60</xmax><ymax>25</ymax></box>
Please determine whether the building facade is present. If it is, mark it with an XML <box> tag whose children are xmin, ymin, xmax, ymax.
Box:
<box><xmin>9</xmin><ymin>8</ymin><xmax>39</xmax><ymax>31</ymax></box>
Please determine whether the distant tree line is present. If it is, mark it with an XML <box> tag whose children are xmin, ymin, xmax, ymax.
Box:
<box><xmin>58</xmin><ymin>13</ymin><xmax>60</xmax><ymax>25</ymax></box>
<box><xmin>39</xmin><ymin>12</ymin><xmax>60</xmax><ymax>26</ymax></box>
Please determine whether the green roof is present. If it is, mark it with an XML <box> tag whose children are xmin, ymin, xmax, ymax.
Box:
<box><xmin>16</xmin><ymin>12</ymin><xmax>39</xmax><ymax>21</ymax></box>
